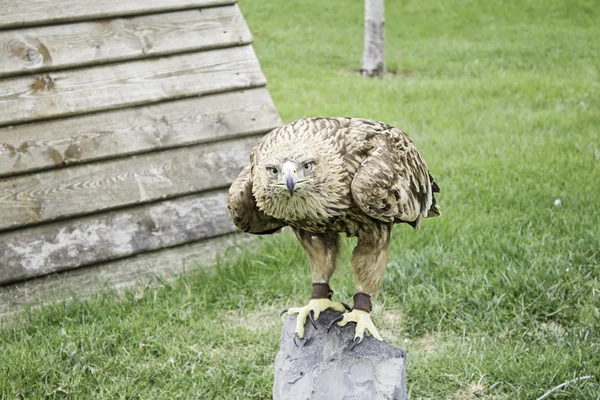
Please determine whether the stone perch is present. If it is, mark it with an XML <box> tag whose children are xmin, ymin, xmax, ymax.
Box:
<box><xmin>273</xmin><ymin>310</ymin><xmax>407</xmax><ymax>400</ymax></box>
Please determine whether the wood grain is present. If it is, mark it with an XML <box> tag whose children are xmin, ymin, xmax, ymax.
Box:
<box><xmin>0</xmin><ymin>5</ymin><xmax>252</xmax><ymax>78</ymax></box>
<box><xmin>0</xmin><ymin>0</ymin><xmax>235</xmax><ymax>29</ymax></box>
<box><xmin>0</xmin><ymin>88</ymin><xmax>280</xmax><ymax>178</ymax></box>
<box><xmin>0</xmin><ymin>135</ymin><xmax>259</xmax><ymax>231</ymax></box>
<box><xmin>0</xmin><ymin>233</ymin><xmax>257</xmax><ymax>318</ymax></box>
<box><xmin>0</xmin><ymin>189</ymin><xmax>238</xmax><ymax>284</ymax></box>
<box><xmin>0</xmin><ymin>45</ymin><xmax>266</xmax><ymax>127</ymax></box>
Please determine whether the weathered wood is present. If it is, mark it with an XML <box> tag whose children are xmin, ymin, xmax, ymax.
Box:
<box><xmin>0</xmin><ymin>5</ymin><xmax>252</xmax><ymax>78</ymax></box>
<box><xmin>0</xmin><ymin>45</ymin><xmax>266</xmax><ymax>127</ymax></box>
<box><xmin>0</xmin><ymin>0</ymin><xmax>235</xmax><ymax>30</ymax></box>
<box><xmin>0</xmin><ymin>135</ymin><xmax>259</xmax><ymax>232</ymax></box>
<box><xmin>0</xmin><ymin>189</ymin><xmax>238</xmax><ymax>284</ymax></box>
<box><xmin>0</xmin><ymin>88</ymin><xmax>280</xmax><ymax>178</ymax></box>
<box><xmin>0</xmin><ymin>233</ymin><xmax>256</xmax><ymax>319</ymax></box>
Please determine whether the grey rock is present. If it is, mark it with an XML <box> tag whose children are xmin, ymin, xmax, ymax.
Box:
<box><xmin>273</xmin><ymin>310</ymin><xmax>407</xmax><ymax>400</ymax></box>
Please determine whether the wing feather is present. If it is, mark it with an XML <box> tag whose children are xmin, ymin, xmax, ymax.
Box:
<box><xmin>227</xmin><ymin>154</ymin><xmax>285</xmax><ymax>235</ymax></box>
<box><xmin>350</xmin><ymin>122</ymin><xmax>439</xmax><ymax>228</ymax></box>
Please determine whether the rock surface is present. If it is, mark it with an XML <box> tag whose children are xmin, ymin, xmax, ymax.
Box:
<box><xmin>273</xmin><ymin>310</ymin><xmax>407</xmax><ymax>400</ymax></box>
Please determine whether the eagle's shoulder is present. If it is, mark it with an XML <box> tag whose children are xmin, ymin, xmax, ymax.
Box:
<box><xmin>227</xmin><ymin>153</ymin><xmax>286</xmax><ymax>235</ymax></box>
<box><xmin>346</xmin><ymin>119</ymin><xmax>439</xmax><ymax>227</ymax></box>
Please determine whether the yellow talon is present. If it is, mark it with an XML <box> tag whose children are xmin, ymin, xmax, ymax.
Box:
<box><xmin>336</xmin><ymin>309</ymin><xmax>383</xmax><ymax>342</ymax></box>
<box><xmin>282</xmin><ymin>298</ymin><xmax>348</xmax><ymax>339</ymax></box>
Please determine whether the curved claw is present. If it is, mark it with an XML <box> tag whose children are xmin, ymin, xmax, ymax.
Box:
<box><xmin>293</xmin><ymin>333</ymin><xmax>302</xmax><ymax>347</ymax></box>
<box><xmin>350</xmin><ymin>336</ymin><xmax>362</xmax><ymax>350</ymax></box>
<box><xmin>327</xmin><ymin>314</ymin><xmax>345</xmax><ymax>333</ymax></box>
<box><xmin>341</xmin><ymin>302</ymin><xmax>352</xmax><ymax>311</ymax></box>
<box><xmin>280</xmin><ymin>308</ymin><xmax>289</xmax><ymax>317</ymax></box>
<box><xmin>308</xmin><ymin>310</ymin><xmax>317</xmax><ymax>330</ymax></box>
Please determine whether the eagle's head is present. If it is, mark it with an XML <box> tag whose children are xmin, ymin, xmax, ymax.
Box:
<box><xmin>251</xmin><ymin>138</ymin><xmax>350</xmax><ymax>223</ymax></box>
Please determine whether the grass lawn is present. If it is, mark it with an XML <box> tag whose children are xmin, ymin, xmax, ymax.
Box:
<box><xmin>1</xmin><ymin>0</ymin><xmax>599</xmax><ymax>398</ymax></box>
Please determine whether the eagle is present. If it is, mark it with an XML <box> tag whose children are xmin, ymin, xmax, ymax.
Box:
<box><xmin>227</xmin><ymin>117</ymin><xmax>440</xmax><ymax>347</ymax></box>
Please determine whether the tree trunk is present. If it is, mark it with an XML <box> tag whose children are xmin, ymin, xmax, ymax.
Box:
<box><xmin>361</xmin><ymin>0</ymin><xmax>386</xmax><ymax>77</ymax></box>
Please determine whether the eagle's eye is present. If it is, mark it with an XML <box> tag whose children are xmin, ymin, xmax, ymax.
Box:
<box><xmin>302</xmin><ymin>162</ymin><xmax>313</xmax><ymax>172</ymax></box>
<box><xmin>266</xmin><ymin>166</ymin><xmax>278</xmax><ymax>176</ymax></box>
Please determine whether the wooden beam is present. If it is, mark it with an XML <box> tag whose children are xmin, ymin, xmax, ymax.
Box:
<box><xmin>0</xmin><ymin>88</ymin><xmax>280</xmax><ymax>178</ymax></box>
<box><xmin>0</xmin><ymin>233</ymin><xmax>257</xmax><ymax>319</ymax></box>
<box><xmin>0</xmin><ymin>189</ymin><xmax>240</xmax><ymax>284</ymax></box>
<box><xmin>0</xmin><ymin>5</ymin><xmax>252</xmax><ymax>78</ymax></box>
<box><xmin>0</xmin><ymin>0</ymin><xmax>235</xmax><ymax>30</ymax></box>
<box><xmin>0</xmin><ymin>45</ymin><xmax>266</xmax><ymax>127</ymax></box>
<box><xmin>0</xmin><ymin>135</ymin><xmax>259</xmax><ymax>232</ymax></box>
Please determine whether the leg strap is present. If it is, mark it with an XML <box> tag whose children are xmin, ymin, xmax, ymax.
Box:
<box><xmin>353</xmin><ymin>293</ymin><xmax>372</xmax><ymax>312</ymax></box>
<box><xmin>312</xmin><ymin>282</ymin><xmax>333</xmax><ymax>299</ymax></box>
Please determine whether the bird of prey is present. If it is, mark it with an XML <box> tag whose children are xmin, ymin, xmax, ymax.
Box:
<box><xmin>227</xmin><ymin>117</ymin><xmax>440</xmax><ymax>346</ymax></box>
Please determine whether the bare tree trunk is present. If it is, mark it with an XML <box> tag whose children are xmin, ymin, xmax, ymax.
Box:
<box><xmin>361</xmin><ymin>0</ymin><xmax>386</xmax><ymax>77</ymax></box>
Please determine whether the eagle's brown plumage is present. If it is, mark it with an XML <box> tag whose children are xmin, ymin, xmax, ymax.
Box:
<box><xmin>227</xmin><ymin>117</ymin><xmax>440</xmax><ymax>343</ymax></box>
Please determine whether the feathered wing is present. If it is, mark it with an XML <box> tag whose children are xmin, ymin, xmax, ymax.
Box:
<box><xmin>227</xmin><ymin>161</ymin><xmax>285</xmax><ymax>235</ymax></box>
<box><xmin>350</xmin><ymin>123</ymin><xmax>441</xmax><ymax>228</ymax></box>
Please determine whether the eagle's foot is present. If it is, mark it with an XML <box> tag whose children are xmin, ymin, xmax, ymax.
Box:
<box><xmin>328</xmin><ymin>309</ymin><xmax>383</xmax><ymax>347</ymax></box>
<box><xmin>281</xmin><ymin>298</ymin><xmax>349</xmax><ymax>339</ymax></box>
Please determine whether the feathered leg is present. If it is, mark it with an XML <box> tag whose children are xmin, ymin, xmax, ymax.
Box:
<box><xmin>333</xmin><ymin>223</ymin><xmax>392</xmax><ymax>346</ymax></box>
<box><xmin>281</xmin><ymin>229</ymin><xmax>349</xmax><ymax>340</ymax></box>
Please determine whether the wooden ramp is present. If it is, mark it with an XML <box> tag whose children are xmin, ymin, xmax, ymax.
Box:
<box><xmin>0</xmin><ymin>0</ymin><xmax>280</xmax><ymax>316</ymax></box>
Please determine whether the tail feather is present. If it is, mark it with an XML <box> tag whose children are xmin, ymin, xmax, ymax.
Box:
<box><xmin>426</xmin><ymin>174</ymin><xmax>441</xmax><ymax>218</ymax></box>
<box><xmin>426</xmin><ymin>203</ymin><xmax>442</xmax><ymax>218</ymax></box>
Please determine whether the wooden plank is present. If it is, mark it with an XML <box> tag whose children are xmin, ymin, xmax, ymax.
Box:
<box><xmin>0</xmin><ymin>233</ymin><xmax>257</xmax><ymax>319</ymax></box>
<box><xmin>0</xmin><ymin>135</ymin><xmax>259</xmax><ymax>232</ymax></box>
<box><xmin>0</xmin><ymin>45</ymin><xmax>266</xmax><ymax>127</ymax></box>
<box><xmin>0</xmin><ymin>5</ymin><xmax>252</xmax><ymax>78</ymax></box>
<box><xmin>0</xmin><ymin>0</ymin><xmax>235</xmax><ymax>30</ymax></box>
<box><xmin>0</xmin><ymin>189</ymin><xmax>238</xmax><ymax>284</ymax></box>
<box><xmin>0</xmin><ymin>88</ymin><xmax>280</xmax><ymax>178</ymax></box>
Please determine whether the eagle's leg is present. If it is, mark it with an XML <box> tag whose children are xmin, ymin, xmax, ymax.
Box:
<box><xmin>281</xmin><ymin>229</ymin><xmax>349</xmax><ymax>340</ymax></box>
<box><xmin>333</xmin><ymin>224</ymin><xmax>392</xmax><ymax>346</ymax></box>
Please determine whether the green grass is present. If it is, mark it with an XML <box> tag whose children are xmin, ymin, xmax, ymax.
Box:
<box><xmin>2</xmin><ymin>0</ymin><xmax>599</xmax><ymax>398</ymax></box>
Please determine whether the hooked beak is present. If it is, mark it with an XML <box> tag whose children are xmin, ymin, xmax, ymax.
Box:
<box><xmin>282</xmin><ymin>162</ymin><xmax>298</xmax><ymax>196</ymax></box>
